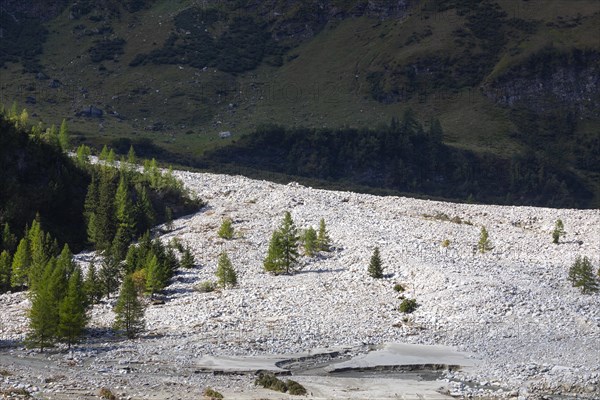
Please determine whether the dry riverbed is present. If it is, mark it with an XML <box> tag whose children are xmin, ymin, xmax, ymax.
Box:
<box><xmin>1</xmin><ymin>171</ymin><xmax>599</xmax><ymax>399</ymax></box>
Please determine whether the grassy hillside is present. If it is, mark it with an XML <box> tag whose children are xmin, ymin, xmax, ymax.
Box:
<box><xmin>1</xmin><ymin>0</ymin><xmax>598</xmax><ymax>206</ymax></box>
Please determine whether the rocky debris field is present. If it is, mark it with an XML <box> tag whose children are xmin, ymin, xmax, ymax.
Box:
<box><xmin>1</xmin><ymin>170</ymin><xmax>599</xmax><ymax>399</ymax></box>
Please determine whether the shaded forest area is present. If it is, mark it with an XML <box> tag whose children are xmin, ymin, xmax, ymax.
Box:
<box><xmin>206</xmin><ymin>114</ymin><xmax>593</xmax><ymax>208</ymax></box>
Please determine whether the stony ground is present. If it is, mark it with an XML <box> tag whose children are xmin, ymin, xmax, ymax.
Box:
<box><xmin>1</xmin><ymin>170</ymin><xmax>599</xmax><ymax>399</ymax></box>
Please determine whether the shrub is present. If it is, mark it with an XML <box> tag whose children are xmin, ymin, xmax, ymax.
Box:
<box><xmin>255</xmin><ymin>373</ymin><xmax>307</xmax><ymax>395</ymax></box>
<box><xmin>552</xmin><ymin>219</ymin><xmax>565</xmax><ymax>244</ymax></box>
<box><xmin>399</xmin><ymin>298</ymin><xmax>418</xmax><ymax>313</ymax></box>
<box><xmin>286</xmin><ymin>379</ymin><xmax>307</xmax><ymax>395</ymax></box>
<box><xmin>441</xmin><ymin>239</ymin><xmax>450</xmax><ymax>248</ymax></box>
<box><xmin>203</xmin><ymin>387</ymin><xmax>223</xmax><ymax>399</ymax></box>
<box><xmin>99</xmin><ymin>388</ymin><xmax>117</xmax><ymax>400</ymax></box>
<box><xmin>195</xmin><ymin>280</ymin><xmax>215</xmax><ymax>293</ymax></box>
<box><xmin>393</xmin><ymin>283</ymin><xmax>405</xmax><ymax>292</ymax></box>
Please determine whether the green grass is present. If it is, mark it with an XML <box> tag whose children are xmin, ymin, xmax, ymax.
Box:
<box><xmin>1</xmin><ymin>0</ymin><xmax>598</xmax><ymax>183</ymax></box>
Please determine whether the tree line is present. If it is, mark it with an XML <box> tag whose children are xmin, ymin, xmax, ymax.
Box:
<box><xmin>205</xmin><ymin>110</ymin><xmax>593</xmax><ymax>208</ymax></box>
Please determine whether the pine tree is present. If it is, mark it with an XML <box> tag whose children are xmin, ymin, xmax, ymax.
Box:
<box><xmin>216</xmin><ymin>251</ymin><xmax>237</xmax><ymax>288</ymax></box>
<box><xmin>136</xmin><ymin>186</ymin><xmax>155</xmax><ymax>234</ymax></box>
<box><xmin>107</xmin><ymin>149</ymin><xmax>116</xmax><ymax>165</ymax></box>
<box><xmin>84</xmin><ymin>174</ymin><xmax>99</xmax><ymax>244</ymax></box>
<box><xmin>124</xmin><ymin>244</ymin><xmax>139</xmax><ymax>274</ymax></box>
<box><xmin>111</xmin><ymin>226</ymin><xmax>130</xmax><ymax>263</ymax></box>
<box><xmin>58</xmin><ymin>267</ymin><xmax>88</xmax><ymax>348</ymax></box>
<box><xmin>0</xmin><ymin>250</ymin><xmax>12</xmax><ymax>292</ymax></box>
<box><xmin>552</xmin><ymin>219</ymin><xmax>565</xmax><ymax>244</ymax></box>
<box><xmin>317</xmin><ymin>218</ymin><xmax>331</xmax><ymax>252</ymax></box>
<box><xmin>58</xmin><ymin>119</ymin><xmax>69</xmax><ymax>151</ymax></box>
<box><xmin>11</xmin><ymin>238</ymin><xmax>31</xmax><ymax>289</ymax></box>
<box><xmin>303</xmin><ymin>227</ymin><xmax>318</xmax><ymax>257</ymax></box>
<box><xmin>368</xmin><ymin>247</ymin><xmax>383</xmax><ymax>279</ymax></box>
<box><xmin>1</xmin><ymin>223</ymin><xmax>17</xmax><ymax>253</ymax></box>
<box><xmin>83</xmin><ymin>262</ymin><xmax>102</xmax><ymax>304</ymax></box>
<box><xmin>264</xmin><ymin>231</ymin><xmax>285</xmax><ymax>274</ymax></box>
<box><xmin>478</xmin><ymin>226</ymin><xmax>492</xmax><ymax>253</ymax></box>
<box><xmin>568</xmin><ymin>256</ymin><xmax>599</xmax><ymax>294</ymax></box>
<box><xmin>217</xmin><ymin>218</ymin><xmax>234</xmax><ymax>239</ymax></box>
<box><xmin>180</xmin><ymin>247</ymin><xmax>195</xmax><ymax>269</ymax></box>
<box><xmin>114</xmin><ymin>274</ymin><xmax>145</xmax><ymax>339</ymax></box>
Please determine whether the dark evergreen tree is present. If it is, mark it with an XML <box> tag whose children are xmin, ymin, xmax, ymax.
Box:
<box><xmin>135</xmin><ymin>187</ymin><xmax>155</xmax><ymax>234</ymax></box>
<box><xmin>1</xmin><ymin>223</ymin><xmax>17</xmax><ymax>253</ymax></box>
<box><xmin>99</xmin><ymin>256</ymin><xmax>120</xmax><ymax>298</ymax></box>
<box><xmin>114</xmin><ymin>274</ymin><xmax>145</xmax><ymax>339</ymax></box>
<box><xmin>278</xmin><ymin>211</ymin><xmax>300</xmax><ymax>274</ymax></box>
<box><xmin>58</xmin><ymin>267</ymin><xmax>88</xmax><ymax>348</ymax></box>
<box><xmin>368</xmin><ymin>247</ymin><xmax>383</xmax><ymax>279</ymax></box>
<box><xmin>95</xmin><ymin>171</ymin><xmax>116</xmax><ymax>250</ymax></box>
<box><xmin>83</xmin><ymin>261</ymin><xmax>102</xmax><ymax>305</ymax></box>
<box><xmin>84</xmin><ymin>174</ymin><xmax>99</xmax><ymax>245</ymax></box>
<box><xmin>0</xmin><ymin>250</ymin><xmax>12</xmax><ymax>292</ymax></box>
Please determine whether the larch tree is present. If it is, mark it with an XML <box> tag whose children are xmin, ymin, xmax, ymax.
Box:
<box><xmin>58</xmin><ymin>267</ymin><xmax>88</xmax><ymax>348</ymax></box>
<box><xmin>478</xmin><ymin>226</ymin><xmax>492</xmax><ymax>253</ymax></box>
<box><xmin>114</xmin><ymin>274</ymin><xmax>146</xmax><ymax>339</ymax></box>
<box><xmin>317</xmin><ymin>218</ymin><xmax>331</xmax><ymax>252</ymax></box>
<box><xmin>302</xmin><ymin>227</ymin><xmax>318</xmax><ymax>257</ymax></box>
<box><xmin>0</xmin><ymin>250</ymin><xmax>12</xmax><ymax>292</ymax></box>
<box><xmin>263</xmin><ymin>231</ymin><xmax>285</xmax><ymax>274</ymax></box>
<box><xmin>83</xmin><ymin>261</ymin><xmax>102</xmax><ymax>305</ymax></box>
<box><xmin>217</xmin><ymin>218</ymin><xmax>234</xmax><ymax>239</ymax></box>
<box><xmin>11</xmin><ymin>237</ymin><xmax>31</xmax><ymax>289</ymax></box>
<box><xmin>180</xmin><ymin>247</ymin><xmax>195</xmax><ymax>269</ymax></box>
<box><xmin>368</xmin><ymin>247</ymin><xmax>383</xmax><ymax>279</ymax></box>
<box><xmin>216</xmin><ymin>251</ymin><xmax>237</xmax><ymax>288</ymax></box>
<box><xmin>58</xmin><ymin>119</ymin><xmax>69</xmax><ymax>151</ymax></box>
<box><xmin>27</xmin><ymin>260</ymin><xmax>64</xmax><ymax>351</ymax></box>
<box><xmin>568</xmin><ymin>256</ymin><xmax>599</xmax><ymax>294</ymax></box>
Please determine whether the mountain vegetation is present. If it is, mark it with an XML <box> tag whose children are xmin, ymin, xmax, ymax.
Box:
<box><xmin>1</xmin><ymin>0</ymin><xmax>598</xmax><ymax>208</ymax></box>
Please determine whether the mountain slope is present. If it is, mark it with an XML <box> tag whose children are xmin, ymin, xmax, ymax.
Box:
<box><xmin>1</xmin><ymin>0</ymin><xmax>598</xmax><ymax>206</ymax></box>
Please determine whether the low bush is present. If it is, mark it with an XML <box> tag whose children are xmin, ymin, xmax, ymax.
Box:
<box><xmin>399</xmin><ymin>298</ymin><xmax>418</xmax><ymax>313</ymax></box>
<box><xmin>195</xmin><ymin>280</ymin><xmax>215</xmax><ymax>293</ymax></box>
<box><xmin>393</xmin><ymin>283</ymin><xmax>405</xmax><ymax>292</ymax></box>
<box><xmin>441</xmin><ymin>239</ymin><xmax>451</xmax><ymax>248</ymax></box>
<box><xmin>254</xmin><ymin>373</ymin><xmax>307</xmax><ymax>395</ymax></box>
<box><xmin>203</xmin><ymin>387</ymin><xmax>224</xmax><ymax>399</ymax></box>
<box><xmin>99</xmin><ymin>387</ymin><xmax>117</xmax><ymax>400</ymax></box>
<box><xmin>286</xmin><ymin>379</ymin><xmax>307</xmax><ymax>395</ymax></box>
